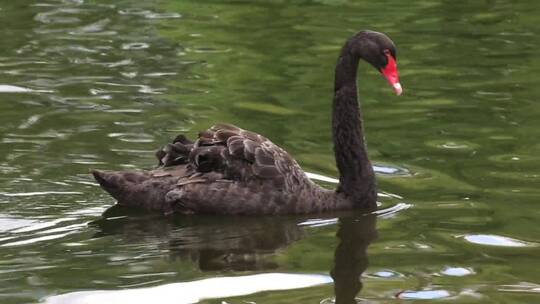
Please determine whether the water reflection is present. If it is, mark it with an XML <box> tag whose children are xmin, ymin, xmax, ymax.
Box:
<box><xmin>93</xmin><ymin>206</ymin><xmax>306</xmax><ymax>271</ymax></box>
<box><xmin>44</xmin><ymin>208</ymin><xmax>377</xmax><ymax>303</ymax></box>
<box><xmin>331</xmin><ymin>215</ymin><xmax>377</xmax><ymax>304</ymax></box>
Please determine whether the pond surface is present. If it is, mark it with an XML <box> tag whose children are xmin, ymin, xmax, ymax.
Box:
<box><xmin>1</xmin><ymin>0</ymin><xmax>539</xmax><ymax>303</ymax></box>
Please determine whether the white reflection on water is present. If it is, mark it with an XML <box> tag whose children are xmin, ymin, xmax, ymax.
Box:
<box><xmin>372</xmin><ymin>203</ymin><xmax>412</xmax><ymax>219</ymax></box>
<box><xmin>1</xmin><ymin>232</ymin><xmax>72</xmax><ymax>247</ymax></box>
<box><xmin>0</xmin><ymin>215</ymin><xmax>36</xmax><ymax>232</ymax></box>
<box><xmin>0</xmin><ymin>215</ymin><xmax>88</xmax><ymax>247</ymax></box>
<box><xmin>0</xmin><ymin>84</ymin><xmax>53</xmax><ymax>93</ymax></box>
<box><xmin>43</xmin><ymin>273</ymin><xmax>332</xmax><ymax>304</ymax></box>
<box><xmin>462</xmin><ymin>234</ymin><xmax>537</xmax><ymax>247</ymax></box>
<box><xmin>298</xmin><ymin>217</ymin><xmax>338</xmax><ymax>228</ymax></box>
<box><xmin>499</xmin><ymin>282</ymin><xmax>540</xmax><ymax>294</ymax></box>
<box><xmin>0</xmin><ymin>191</ymin><xmax>83</xmax><ymax>197</ymax></box>
<box><xmin>298</xmin><ymin>203</ymin><xmax>410</xmax><ymax>228</ymax></box>
<box><xmin>305</xmin><ymin>164</ymin><xmax>409</xmax><ymax>184</ymax></box>
<box><xmin>397</xmin><ymin>289</ymin><xmax>451</xmax><ymax>300</ymax></box>
<box><xmin>305</xmin><ymin>172</ymin><xmax>339</xmax><ymax>184</ymax></box>
<box><xmin>441</xmin><ymin>266</ymin><xmax>475</xmax><ymax>277</ymax></box>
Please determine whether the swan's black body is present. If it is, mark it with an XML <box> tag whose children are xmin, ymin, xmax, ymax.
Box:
<box><xmin>92</xmin><ymin>30</ymin><xmax>401</xmax><ymax>215</ymax></box>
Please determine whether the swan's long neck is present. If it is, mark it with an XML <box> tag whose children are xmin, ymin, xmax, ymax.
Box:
<box><xmin>332</xmin><ymin>46</ymin><xmax>376</xmax><ymax>208</ymax></box>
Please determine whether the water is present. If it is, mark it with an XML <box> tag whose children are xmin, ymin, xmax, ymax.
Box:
<box><xmin>0</xmin><ymin>0</ymin><xmax>539</xmax><ymax>303</ymax></box>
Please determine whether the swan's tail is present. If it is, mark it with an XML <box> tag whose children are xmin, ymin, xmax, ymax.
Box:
<box><xmin>91</xmin><ymin>170</ymin><xmax>140</xmax><ymax>202</ymax></box>
<box><xmin>91</xmin><ymin>170</ymin><xmax>175</xmax><ymax>212</ymax></box>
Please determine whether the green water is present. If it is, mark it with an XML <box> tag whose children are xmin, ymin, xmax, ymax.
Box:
<box><xmin>1</xmin><ymin>0</ymin><xmax>539</xmax><ymax>303</ymax></box>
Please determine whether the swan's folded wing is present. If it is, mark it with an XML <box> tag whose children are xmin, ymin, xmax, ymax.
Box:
<box><xmin>156</xmin><ymin>123</ymin><xmax>305</xmax><ymax>190</ymax></box>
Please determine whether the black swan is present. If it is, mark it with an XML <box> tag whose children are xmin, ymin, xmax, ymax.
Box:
<box><xmin>92</xmin><ymin>30</ymin><xmax>402</xmax><ymax>215</ymax></box>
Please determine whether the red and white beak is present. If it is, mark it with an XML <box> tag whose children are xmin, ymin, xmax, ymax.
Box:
<box><xmin>380</xmin><ymin>52</ymin><xmax>402</xmax><ymax>95</ymax></box>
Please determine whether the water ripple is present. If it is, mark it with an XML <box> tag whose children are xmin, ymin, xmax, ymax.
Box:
<box><xmin>144</xmin><ymin>12</ymin><xmax>182</xmax><ymax>19</ymax></box>
<box><xmin>122</xmin><ymin>42</ymin><xmax>150</xmax><ymax>50</ymax></box>
<box><xmin>1</xmin><ymin>232</ymin><xmax>73</xmax><ymax>247</ymax></box>
<box><xmin>10</xmin><ymin>218</ymin><xmax>76</xmax><ymax>233</ymax></box>
<box><xmin>373</xmin><ymin>203</ymin><xmax>412</xmax><ymax>218</ymax></box>
<box><xmin>0</xmin><ymin>191</ymin><xmax>83</xmax><ymax>197</ymax></box>
<box><xmin>107</xmin><ymin>133</ymin><xmax>154</xmax><ymax>143</ymax></box>
<box><xmin>298</xmin><ymin>218</ymin><xmax>337</xmax><ymax>228</ymax></box>
<box><xmin>499</xmin><ymin>282</ymin><xmax>540</xmax><ymax>294</ymax></box>
<box><xmin>118</xmin><ymin>9</ymin><xmax>181</xmax><ymax>19</ymax></box>
<box><xmin>69</xmin><ymin>18</ymin><xmax>114</xmax><ymax>35</ymax></box>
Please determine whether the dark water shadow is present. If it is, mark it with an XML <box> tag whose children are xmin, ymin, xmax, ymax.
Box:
<box><xmin>86</xmin><ymin>205</ymin><xmax>377</xmax><ymax>302</ymax></box>
<box><xmin>331</xmin><ymin>214</ymin><xmax>377</xmax><ymax>304</ymax></box>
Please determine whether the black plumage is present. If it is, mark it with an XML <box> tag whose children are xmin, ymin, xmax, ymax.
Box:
<box><xmin>92</xmin><ymin>30</ymin><xmax>402</xmax><ymax>215</ymax></box>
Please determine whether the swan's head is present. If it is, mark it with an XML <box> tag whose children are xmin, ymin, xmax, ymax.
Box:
<box><xmin>351</xmin><ymin>30</ymin><xmax>402</xmax><ymax>95</ymax></box>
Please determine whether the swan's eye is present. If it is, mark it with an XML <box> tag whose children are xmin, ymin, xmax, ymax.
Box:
<box><xmin>381</xmin><ymin>49</ymin><xmax>395</xmax><ymax>66</ymax></box>
<box><xmin>383</xmin><ymin>49</ymin><xmax>396</xmax><ymax>60</ymax></box>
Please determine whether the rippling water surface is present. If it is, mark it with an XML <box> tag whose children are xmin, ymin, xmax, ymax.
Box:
<box><xmin>0</xmin><ymin>0</ymin><xmax>539</xmax><ymax>303</ymax></box>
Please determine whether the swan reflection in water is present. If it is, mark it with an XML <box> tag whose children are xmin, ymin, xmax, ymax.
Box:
<box><xmin>45</xmin><ymin>207</ymin><xmax>377</xmax><ymax>304</ymax></box>
<box><xmin>331</xmin><ymin>215</ymin><xmax>377</xmax><ymax>304</ymax></box>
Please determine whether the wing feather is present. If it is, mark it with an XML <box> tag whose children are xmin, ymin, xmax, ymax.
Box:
<box><xmin>255</xmin><ymin>148</ymin><xmax>274</xmax><ymax>166</ymax></box>
<box><xmin>156</xmin><ymin>123</ymin><xmax>308</xmax><ymax>191</ymax></box>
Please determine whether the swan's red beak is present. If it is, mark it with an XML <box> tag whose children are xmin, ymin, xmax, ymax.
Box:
<box><xmin>381</xmin><ymin>53</ymin><xmax>402</xmax><ymax>95</ymax></box>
